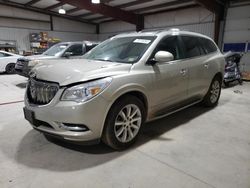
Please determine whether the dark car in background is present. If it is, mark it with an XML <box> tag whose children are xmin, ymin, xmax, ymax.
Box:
<box><xmin>15</xmin><ymin>41</ymin><xmax>99</xmax><ymax>77</ymax></box>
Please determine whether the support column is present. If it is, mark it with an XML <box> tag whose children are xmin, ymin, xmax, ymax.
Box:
<box><xmin>136</xmin><ymin>15</ymin><xmax>144</xmax><ymax>32</ymax></box>
<box><xmin>50</xmin><ymin>15</ymin><xmax>53</xmax><ymax>31</ymax></box>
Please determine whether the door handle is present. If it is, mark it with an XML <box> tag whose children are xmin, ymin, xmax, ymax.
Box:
<box><xmin>204</xmin><ymin>63</ymin><xmax>209</xmax><ymax>68</ymax></box>
<box><xmin>180</xmin><ymin>69</ymin><xmax>187</xmax><ymax>76</ymax></box>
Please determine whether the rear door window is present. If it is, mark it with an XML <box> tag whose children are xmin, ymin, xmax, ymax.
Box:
<box><xmin>181</xmin><ymin>36</ymin><xmax>205</xmax><ymax>58</ymax></box>
<box><xmin>65</xmin><ymin>44</ymin><xmax>84</xmax><ymax>56</ymax></box>
<box><xmin>199</xmin><ymin>38</ymin><xmax>217</xmax><ymax>54</ymax></box>
<box><xmin>85</xmin><ymin>44</ymin><xmax>98</xmax><ymax>52</ymax></box>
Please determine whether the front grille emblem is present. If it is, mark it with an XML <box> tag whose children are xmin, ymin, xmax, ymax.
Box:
<box><xmin>29</xmin><ymin>71</ymin><xmax>36</xmax><ymax>78</ymax></box>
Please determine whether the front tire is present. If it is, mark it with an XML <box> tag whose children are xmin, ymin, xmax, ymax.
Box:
<box><xmin>5</xmin><ymin>63</ymin><xmax>15</xmax><ymax>74</ymax></box>
<box><xmin>102</xmin><ymin>95</ymin><xmax>146</xmax><ymax>150</ymax></box>
<box><xmin>203</xmin><ymin>76</ymin><xmax>222</xmax><ymax>107</ymax></box>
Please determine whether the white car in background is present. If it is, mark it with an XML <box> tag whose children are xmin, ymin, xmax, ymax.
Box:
<box><xmin>0</xmin><ymin>51</ymin><xmax>23</xmax><ymax>74</ymax></box>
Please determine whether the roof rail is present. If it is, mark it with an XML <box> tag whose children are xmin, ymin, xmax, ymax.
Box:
<box><xmin>114</xmin><ymin>31</ymin><xmax>138</xmax><ymax>36</ymax></box>
<box><xmin>140</xmin><ymin>28</ymin><xmax>181</xmax><ymax>33</ymax></box>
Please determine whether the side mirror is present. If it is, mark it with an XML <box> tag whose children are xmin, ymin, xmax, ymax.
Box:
<box><xmin>63</xmin><ymin>52</ymin><xmax>73</xmax><ymax>58</ymax></box>
<box><xmin>154</xmin><ymin>51</ymin><xmax>174</xmax><ymax>63</ymax></box>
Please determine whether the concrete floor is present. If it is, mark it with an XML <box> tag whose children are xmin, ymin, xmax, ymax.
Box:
<box><xmin>0</xmin><ymin>74</ymin><xmax>249</xmax><ymax>188</ymax></box>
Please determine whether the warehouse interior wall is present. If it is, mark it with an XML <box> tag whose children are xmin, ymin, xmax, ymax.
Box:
<box><xmin>98</xmin><ymin>7</ymin><xmax>215</xmax><ymax>41</ymax></box>
<box><xmin>0</xmin><ymin>2</ymin><xmax>249</xmax><ymax>70</ymax></box>
<box><xmin>223</xmin><ymin>4</ymin><xmax>250</xmax><ymax>71</ymax></box>
<box><xmin>0</xmin><ymin>4</ymin><xmax>97</xmax><ymax>52</ymax></box>
<box><xmin>98</xmin><ymin>21</ymin><xmax>136</xmax><ymax>41</ymax></box>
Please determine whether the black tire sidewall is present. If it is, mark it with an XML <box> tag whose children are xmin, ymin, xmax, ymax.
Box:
<box><xmin>6</xmin><ymin>63</ymin><xmax>15</xmax><ymax>74</ymax></box>
<box><xmin>102</xmin><ymin>95</ymin><xmax>146</xmax><ymax>150</ymax></box>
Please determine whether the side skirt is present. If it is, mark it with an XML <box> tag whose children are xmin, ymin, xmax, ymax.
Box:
<box><xmin>147</xmin><ymin>99</ymin><xmax>203</xmax><ymax>123</ymax></box>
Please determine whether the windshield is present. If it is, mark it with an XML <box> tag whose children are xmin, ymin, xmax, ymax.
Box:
<box><xmin>43</xmin><ymin>43</ymin><xmax>69</xmax><ymax>56</ymax></box>
<box><xmin>83</xmin><ymin>36</ymin><xmax>156</xmax><ymax>63</ymax></box>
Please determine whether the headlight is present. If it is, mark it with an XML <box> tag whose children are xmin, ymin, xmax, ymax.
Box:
<box><xmin>61</xmin><ymin>77</ymin><xmax>112</xmax><ymax>102</ymax></box>
<box><xmin>28</xmin><ymin>60</ymin><xmax>40</xmax><ymax>67</ymax></box>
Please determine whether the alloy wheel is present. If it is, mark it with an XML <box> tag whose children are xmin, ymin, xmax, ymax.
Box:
<box><xmin>114</xmin><ymin>104</ymin><xmax>142</xmax><ymax>143</ymax></box>
<box><xmin>210</xmin><ymin>80</ymin><xmax>220</xmax><ymax>104</ymax></box>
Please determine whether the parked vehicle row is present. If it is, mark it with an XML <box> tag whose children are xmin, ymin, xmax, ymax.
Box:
<box><xmin>23</xmin><ymin>29</ymin><xmax>225</xmax><ymax>150</ymax></box>
<box><xmin>0</xmin><ymin>50</ymin><xmax>23</xmax><ymax>74</ymax></box>
<box><xmin>15</xmin><ymin>41</ymin><xmax>99</xmax><ymax>77</ymax></box>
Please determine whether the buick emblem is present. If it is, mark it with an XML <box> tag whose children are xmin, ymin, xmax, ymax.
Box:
<box><xmin>29</xmin><ymin>71</ymin><xmax>36</xmax><ymax>78</ymax></box>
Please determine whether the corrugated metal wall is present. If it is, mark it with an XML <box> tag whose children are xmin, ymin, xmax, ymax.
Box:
<box><xmin>99</xmin><ymin>7</ymin><xmax>215</xmax><ymax>40</ymax></box>
<box><xmin>0</xmin><ymin>4</ymin><xmax>97</xmax><ymax>52</ymax></box>
<box><xmin>223</xmin><ymin>5</ymin><xmax>250</xmax><ymax>71</ymax></box>
<box><xmin>145</xmin><ymin>7</ymin><xmax>215</xmax><ymax>39</ymax></box>
<box><xmin>0</xmin><ymin>27</ymin><xmax>97</xmax><ymax>51</ymax></box>
<box><xmin>223</xmin><ymin>5</ymin><xmax>250</xmax><ymax>43</ymax></box>
<box><xmin>99</xmin><ymin>21</ymin><xmax>136</xmax><ymax>40</ymax></box>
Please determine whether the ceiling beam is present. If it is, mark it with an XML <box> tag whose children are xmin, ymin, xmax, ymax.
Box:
<box><xmin>77</xmin><ymin>12</ymin><xmax>93</xmax><ymax>18</ymax></box>
<box><xmin>66</xmin><ymin>7</ymin><xmax>81</xmax><ymax>14</ymax></box>
<box><xmin>143</xmin><ymin>4</ymin><xmax>200</xmax><ymax>16</ymax></box>
<box><xmin>135</xmin><ymin>0</ymin><xmax>193</xmax><ymax>13</ymax></box>
<box><xmin>73</xmin><ymin>0</ymin><xmax>153</xmax><ymax>18</ymax></box>
<box><xmin>58</xmin><ymin>0</ymin><xmax>139</xmax><ymax>25</ymax></box>
<box><xmin>70</xmin><ymin>0</ymin><xmax>153</xmax><ymax>17</ymax></box>
<box><xmin>45</xmin><ymin>2</ymin><xmax>65</xmax><ymax>10</ymax></box>
<box><xmin>116</xmin><ymin>0</ymin><xmax>153</xmax><ymax>9</ymax></box>
<box><xmin>88</xmin><ymin>15</ymin><xmax>108</xmax><ymax>21</ymax></box>
<box><xmin>25</xmin><ymin>0</ymin><xmax>40</xmax><ymax>6</ymax></box>
<box><xmin>102</xmin><ymin>0</ymin><xmax>116</xmax><ymax>3</ymax></box>
<box><xmin>99</xmin><ymin>18</ymin><xmax>116</xmax><ymax>24</ymax></box>
<box><xmin>0</xmin><ymin>1</ymin><xmax>95</xmax><ymax>25</ymax></box>
<box><xmin>194</xmin><ymin>0</ymin><xmax>224</xmax><ymax>14</ymax></box>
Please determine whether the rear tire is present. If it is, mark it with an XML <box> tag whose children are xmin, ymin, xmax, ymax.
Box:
<box><xmin>238</xmin><ymin>79</ymin><xmax>243</xmax><ymax>85</ymax></box>
<box><xmin>223</xmin><ymin>81</ymin><xmax>229</xmax><ymax>87</ymax></box>
<box><xmin>5</xmin><ymin>63</ymin><xmax>15</xmax><ymax>74</ymax></box>
<box><xmin>203</xmin><ymin>76</ymin><xmax>222</xmax><ymax>107</ymax></box>
<box><xmin>102</xmin><ymin>95</ymin><xmax>146</xmax><ymax>150</ymax></box>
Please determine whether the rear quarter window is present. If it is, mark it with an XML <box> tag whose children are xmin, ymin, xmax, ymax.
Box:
<box><xmin>200</xmin><ymin>38</ymin><xmax>218</xmax><ymax>54</ymax></box>
<box><xmin>0</xmin><ymin>52</ymin><xmax>11</xmax><ymax>57</ymax></box>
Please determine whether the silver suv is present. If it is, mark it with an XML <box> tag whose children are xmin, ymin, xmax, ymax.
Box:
<box><xmin>23</xmin><ymin>29</ymin><xmax>225</xmax><ymax>150</ymax></box>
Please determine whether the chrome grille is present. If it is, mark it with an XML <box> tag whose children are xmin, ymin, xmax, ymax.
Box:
<box><xmin>15</xmin><ymin>58</ymin><xmax>28</xmax><ymax>70</ymax></box>
<box><xmin>27</xmin><ymin>78</ymin><xmax>59</xmax><ymax>105</ymax></box>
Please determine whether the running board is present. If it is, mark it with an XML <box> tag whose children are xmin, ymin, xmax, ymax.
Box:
<box><xmin>148</xmin><ymin>99</ymin><xmax>203</xmax><ymax>122</ymax></box>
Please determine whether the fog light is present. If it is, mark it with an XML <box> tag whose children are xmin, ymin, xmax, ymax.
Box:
<box><xmin>60</xmin><ymin>123</ymin><xmax>89</xmax><ymax>132</ymax></box>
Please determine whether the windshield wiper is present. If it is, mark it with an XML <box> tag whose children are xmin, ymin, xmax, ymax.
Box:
<box><xmin>94</xmin><ymin>58</ymin><xmax>113</xmax><ymax>62</ymax></box>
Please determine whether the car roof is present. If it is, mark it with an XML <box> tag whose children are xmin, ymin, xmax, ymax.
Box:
<box><xmin>113</xmin><ymin>28</ymin><xmax>213</xmax><ymax>41</ymax></box>
<box><xmin>58</xmin><ymin>41</ymin><xmax>100</xmax><ymax>45</ymax></box>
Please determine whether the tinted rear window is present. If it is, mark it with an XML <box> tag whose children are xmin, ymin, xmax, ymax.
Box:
<box><xmin>200</xmin><ymin>38</ymin><xmax>217</xmax><ymax>54</ymax></box>
<box><xmin>181</xmin><ymin>36</ymin><xmax>205</xmax><ymax>58</ymax></box>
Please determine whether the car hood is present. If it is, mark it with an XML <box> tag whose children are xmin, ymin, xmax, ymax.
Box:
<box><xmin>21</xmin><ymin>55</ymin><xmax>57</xmax><ymax>61</ymax></box>
<box><xmin>32</xmin><ymin>59</ymin><xmax>132</xmax><ymax>86</ymax></box>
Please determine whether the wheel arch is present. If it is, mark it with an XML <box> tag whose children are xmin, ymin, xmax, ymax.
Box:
<box><xmin>101</xmin><ymin>89</ymin><xmax>149</xmax><ymax>136</ymax></box>
<box><xmin>214</xmin><ymin>72</ymin><xmax>223</xmax><ymax>82</ymax></box>
<box><xmin>5</xmin><ymin>62</ymin><xmax>16</xmax><ymax>73</ymax></box>
<box><xmin>112</xmin><ymin>90</ymin><xmax>148</xmax><ymax>113</ymax></box>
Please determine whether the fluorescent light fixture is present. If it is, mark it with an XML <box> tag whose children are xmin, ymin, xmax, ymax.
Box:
<box><xmin>92</xmin><ymin>0</ymin><xmax>100</xmax><ymax>4</ymax></box>
<box><xmin>59</xmin><ymin>8</ymin><xmax>66</xmax><ymax>14</ymax></box>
